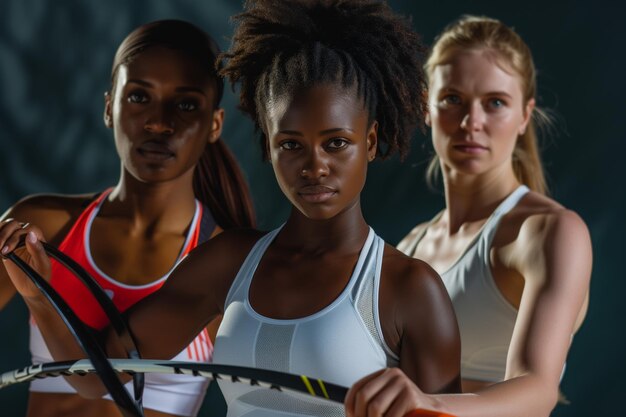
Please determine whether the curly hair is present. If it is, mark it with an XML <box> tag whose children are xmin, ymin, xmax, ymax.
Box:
<box><xmin>220</xmin><ymin>0</ymin><xmax>427</xmax><ymax>160</ymax></box>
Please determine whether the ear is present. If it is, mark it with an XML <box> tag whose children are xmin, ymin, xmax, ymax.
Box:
<box><xmin>209</xmin><ymin>108</ymin><xmax>225</xmax><ymax>144</ymax></box>
<box><xmin>366</xmin><ymin>121</ymin><xmax>379</xmax><ymax>162</ymax></box>
<box><xmin>103</xmin><ymin>92</ymin><xmax>113</xmax><ymax>128</ymax></box>
<box><xmin>519</xmin><ymin>98</ymin><xmax>535</xmax><ymax>135</ymax></box>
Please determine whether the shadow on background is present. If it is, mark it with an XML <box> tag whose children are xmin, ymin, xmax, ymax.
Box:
<box><xmin>1</xmin><ymin>1</ymin><xmax>624</xmax><ymax>416</ymax></box>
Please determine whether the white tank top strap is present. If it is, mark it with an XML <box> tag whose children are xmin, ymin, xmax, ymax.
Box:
<box><xmin>481</xmin><ymin>185</ymin><xmax>529</xmax><ymax>236</ymax></box>
<box><xmin>407</xmin><ymin>185</ymin><xmax>529</xmax><ymax>257</ymax></box>
<box><xmin>403</xmin><ymin>210</ymin><xmax>444</xmax><ymax>257</ymax></box>
<box><xmin>224</xmin><ymin>226</ymin><xmax>283</xmax><ymax>307</ymax></box>
<box><xmin>227</xmin><ymin>226</ymin><xmax>378</xmax><ymax>310</ymax></box>
<box><xmin>493</xmin><ymin>185</ymin><xmax>529</xmax><ymax>215</ymax></box>
<box><xmin>476</xmin><ymin>185</ymin><xmax>530</xmax><ymax>264</ymax></box>
<box><xmin>351</xmin><ymin>231</ymin><xmax>400</xmax><ymax>364</ymax></box>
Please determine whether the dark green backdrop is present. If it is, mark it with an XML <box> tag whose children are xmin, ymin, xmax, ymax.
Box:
<box><xmin>1</xmin><ymin>1</ymin><xmax>624</xmax><ymax>416</ymax></box>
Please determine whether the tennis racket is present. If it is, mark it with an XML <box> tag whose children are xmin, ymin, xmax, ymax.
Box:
<box><xmin>0</xmin><ymin>359</ymin><xmax>455</xmax><ymax>417</ymax></box>
<box><xmin>2</xmin><ymin>240</ymin><xmax>456</xmax><ymax>417</ymax></box>
<box><xmin>2</xmin><ymin>239</ymin><xmax>145</xmax><ymax>417</ymax></box>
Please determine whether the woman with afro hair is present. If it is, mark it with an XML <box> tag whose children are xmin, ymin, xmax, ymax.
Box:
<box><xmin>2</xmin><ymin>1</ymin><xmax>461</xmax><ymax>416</ymax></box>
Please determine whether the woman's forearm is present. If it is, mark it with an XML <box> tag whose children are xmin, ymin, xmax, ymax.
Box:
<box><xmin>25</xmin><ymin>295</ymin><xmax>124</xmax><ymax>398</ymax></box>
<box><xmin>430</xmin><ymin>374</ymin><xmax>558</xmax><ymax>417</ymax></box>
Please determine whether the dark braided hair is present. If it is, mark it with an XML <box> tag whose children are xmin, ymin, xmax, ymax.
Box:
<box><xmin>220</xmin><ymin>0</ymin><xmax>427</xmax><ymax>160</ymax></box>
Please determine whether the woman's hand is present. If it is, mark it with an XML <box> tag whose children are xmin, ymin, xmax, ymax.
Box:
<box><xmin>0</xmin><ymin>218</ymin><xmax>50</xmax><ymax>300</ymax></box>
<box><xmin>345</xmin><ymin>368</ymin><xmax>443</xmax><ymax>417</ymax></box>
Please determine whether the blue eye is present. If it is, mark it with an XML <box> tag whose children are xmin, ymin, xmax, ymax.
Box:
<box><xmin>326</xmin><ymin>138</ymin><xmax>349</xmax><ymax>150</ymax></box>
<box><xmin>128</xmin><ymin>92</ymin><xmax>148</xmax><ymax>104</ymax></box>
<box><xmin>488</xmin><ymin>98</ymin><xmax>506</xmax><ymax>109</ymax></box>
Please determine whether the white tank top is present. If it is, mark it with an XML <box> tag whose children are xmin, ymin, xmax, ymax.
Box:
<box><xmin>402</xmin><ymin>185</ymin><xmax>529</xmax><ymax>382</ymax></box>
<box><xmin>213</xmin><ymin>226</ymin><xmax>399</xmax><ymax>416</ymax></box>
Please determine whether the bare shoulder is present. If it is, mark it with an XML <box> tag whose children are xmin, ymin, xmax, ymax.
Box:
<box><xmin>396</xmin><ymin>220</ymin><xmax>430</xmax><ymax>255</ymax></box>
<box><xmin>380</xmin><ymin>244</ymin><xmax>459</xmax><ymax>366</ymax></box>
<box><xmin>509</xmin><ymin>191</ymin><xmax>590</xmax><ymax>248</ymax></box>
<box><xmin>382</xmin><ymin>244</ymin><xmax>449</xmax><ymax>308</ymax></box>
<box><xmin>500</xmin><ymin>191</ymin><xmax>592</xmax><ymax>281</ymax></box>
<box><xmin>2</xmin><ymin>192</ymin><xmax>98</xmax><ymax>242</ymax></box>
<box><xmin>170</xmin><ymin>228</ymin><xmax>270</xmax><ymax>310</ymax></box>
<box><xmin>192</xmin><ymin>228</ymin><xmax>267</xmax><ymax>263</ymax></box>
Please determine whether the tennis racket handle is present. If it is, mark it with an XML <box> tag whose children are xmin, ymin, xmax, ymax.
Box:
<box><xmin>405</xmin><ymin>409</ymin><xmax>456</xmax><ymax>417</ymax></box>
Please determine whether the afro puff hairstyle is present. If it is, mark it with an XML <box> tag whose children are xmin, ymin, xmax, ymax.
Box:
<box><xmin>220</xmin><ymin>0</ymin><xmax>427</xmax><ymax>160</ymax></box>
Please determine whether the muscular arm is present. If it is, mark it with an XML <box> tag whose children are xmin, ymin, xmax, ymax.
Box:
<box><xmin>347</xmin><ymin>210</ymin><xmax>591</xmax><ymax>417</ymax></box>
<box><xmin>122</xmin><ymin>232</ymin><xmax>238</xmax><ymax>360</ymax></box>
<box><xmin>3</xmin><ymin>227</ymin><xmax>257</xmax><ymax>397</ymax></box>
<box><xmin>345</xmin><ymin>249</ymin><xmax>461</xmax><ymax>416</ymax></box>
<box><xmin>427</xmin><ymin>210</ymin><xmax>592</xmax><ymax>417</ymax></box>
<box><xmin>395</xmin><ymin>256</ymin><xmax>461</xmax><ymax>394</ymax></box>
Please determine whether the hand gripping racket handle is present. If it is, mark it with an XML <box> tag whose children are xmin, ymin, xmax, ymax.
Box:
<box><xmin>38</xmin><ymin>240</ymin><xmax>144</xmax><ymax>401</ymax></box>
<box><xmin>3</xmin><ymin>240</ymin><xmax>144</xmax><ymax>417</ymax></box>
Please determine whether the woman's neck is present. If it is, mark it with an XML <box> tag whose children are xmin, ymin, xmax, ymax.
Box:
<box><xmin>442</xmin><ymin>163</ymin><xmax>521</xmax><ymax>234</ymax></box>
<box><xmin>279</xmin><ymin>200</ymin><xmax>370</xmax><ymax>256</ymax></box>
<box><xmin>102</xmin><ymin>170</ymin><xmax>197</xmax><ymax>235</ymax></box>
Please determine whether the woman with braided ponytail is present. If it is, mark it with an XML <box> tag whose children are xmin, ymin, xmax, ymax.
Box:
<box><xmin>2</xmin><ymin>2</ymin><xmax>460</xmax><ymax>416</ymax></box>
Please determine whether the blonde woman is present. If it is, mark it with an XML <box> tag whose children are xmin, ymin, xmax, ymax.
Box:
<box><xmin>344</xmin><ymin>16</ymin><xmax>591</xmax><ymax>417</ymax></box>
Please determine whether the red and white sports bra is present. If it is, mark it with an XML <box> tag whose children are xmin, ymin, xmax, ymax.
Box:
<box><xmin>49</xmin><ymin>190</ymin><xmax>205</xmax><ymax>329</ymax></box>
<box><xmin>30</xmin><ymin>189</ymin><xmax>217</xmax><ymax>416</ymax></box>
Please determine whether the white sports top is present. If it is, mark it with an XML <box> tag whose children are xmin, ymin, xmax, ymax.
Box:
<box><xmin>401</xmin><ymin>185</ymin><xmax>529</xmax><ymax>382</ymax></box>
<box><xmin>213</xmin><ymin>226</ymin><xmax>399</xmax><ymax>416</ymax></box>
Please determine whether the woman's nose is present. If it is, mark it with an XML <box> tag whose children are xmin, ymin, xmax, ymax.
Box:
<box><xmin>144</xmin><ymin>104</ymin><xmax>174</xmax><ymax>135</ymax></box>
<box><xmin>459</xmin><ymin>102</ymin><xmax>485</xmax><ymax>132</ymax></box>
<box><xmin>300</xmin><ymin>148</ymin><xmax>329</xmax><ymax>179</ymax></box>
